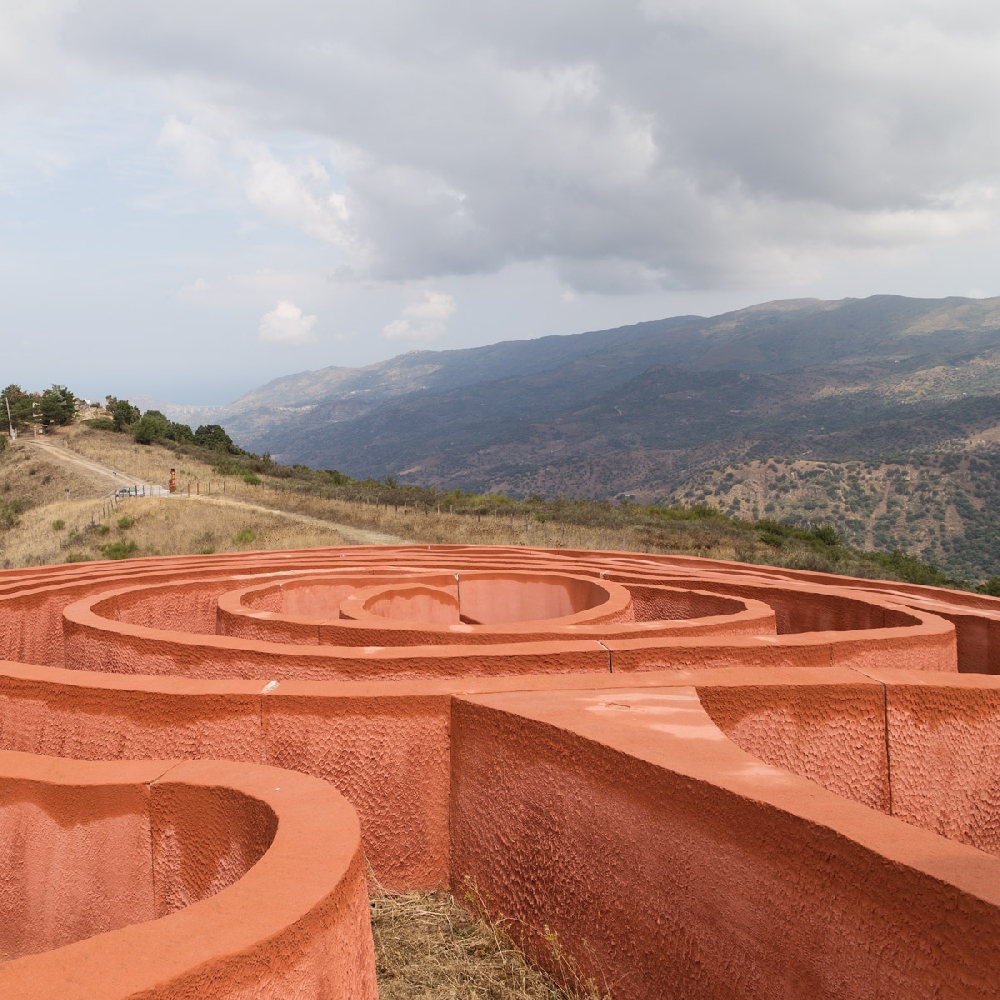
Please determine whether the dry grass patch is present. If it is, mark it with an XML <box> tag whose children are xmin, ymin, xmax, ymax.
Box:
<box><xmin>0</xmin><ymin>439</ymin><xmax>108</xmax><ymax>503</ymax></box>
<box><xmin>1</xmin><ymin>496</ymin><xmax>349</xmax><ymax>567</ymax></box>
<box><xmin>371</xmin><ymin>889</ymin><xmax>609</xmax><ymax>1000</ymax></box>
<box><xmin>58</xmin><ymin>425</ymin><xmax>761</xmax><ymax>559</ymax></box>
<box><xmin>61</xmin><ymin>424</ymin><xmax>219</xmax><ymax>489</ymax></box>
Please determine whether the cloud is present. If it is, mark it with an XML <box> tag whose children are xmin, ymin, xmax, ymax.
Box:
<box><xmin>241</xmin><ymin>146</ymin><xmax>352</xmax><ymax>248</ymax></box>
<box><xmin>258</xmin><ymin>300</ymin><xmax>318</xmax><ymax>346</ymax></box>
<box><xmin>381</xmin><ymin>291</ymin><xmax>456</xmax><ymax>343</ymax></box>
<box><xmin>12</xmin><ymin>0</ymin><xmax>1000</xmax><ymax>296</ymax></box>
<box><xmin>173</xmin><ymin>276</ymin><xmax>208</xmax><ymax>301</ymax></box>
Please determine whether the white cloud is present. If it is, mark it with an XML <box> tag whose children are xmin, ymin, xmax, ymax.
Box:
<box><xmin>173</xmin><ymin>276</ymin><xmax>209</xmax><ymax>300</ymax></box>
<box><xmin>5</xmin><ymin>0</ymin><xmax>1000</xmax><ymax>336</ymax></box>
<box><xmin>241</xmin><ymin>146</ymin><xmax>353</xmax><ymax>249</ymax></box>
<box><xmin>381</xmin><ymin>291</ymin><xmax>456</xmax><ymax>343</ymax></box>
<box><xmin>258</xmin><ymin>300</ymin><xmax>318</xmax><ymax>346</ymax></box>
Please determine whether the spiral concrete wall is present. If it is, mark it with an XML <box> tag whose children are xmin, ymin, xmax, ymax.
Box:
<box><xmin>1</xmin><ymin>543</ymin><xmax>1000</xmax><ymax>997</ymax></box>
<box><xmin>0</xmin><ymin>749</ymin><xmax>376</xmax><ymax>999</ymax></box>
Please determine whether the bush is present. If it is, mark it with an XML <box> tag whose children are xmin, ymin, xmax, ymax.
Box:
<box><xmin>242</xmin><ymin>473</ymin><xmax>261</xmax><ymax>486</ymax></box>
<box><xmin>99</xmin><ymin>540</ymin><xmax>138</xmax><ymax>560</ymax></box>
<box><xmin>97</xmin><ymin>524</ymin><xmax>110</xmax><ymax>535</ymax></box>
<box><xmin>83</xmin><ymin>417</ymin><xmax>115</xmax><ymax>431</ymax></box>
<box><xmin>52</xmin><ymin>519</ymin><xmax>65</xmax><ymax>531</ymax></box>
<box><xmin>811</xmin><ymin>524</ymin><xmax>842</xmax><ymax>547</ymax></box>
<box><xmin>862</xmin><ymin>549</ymin><xmax>957</xmax><ymax>588</ymax></box>
<box><xmin>0</xmin><ymin>499</ymin><xmax>28</xmax><ymax>530</ymax></box>
<box><xmin>65</xmin><ymin>553</ymin><xmax>92</xmax><ymax>563</ymax></box>
<box><xmin>117</xmin><ymin>516</ymin><xmax>135</xmax><ymax>529</ymax></box>
<box><xmin>232</xmin><ymin>528</ymin><xmax>256</xmax><ymax>544</ymax></box>
<box><xmin>977</xmin><ymin>577</ymin><xmax>1000</xmax><ymax>597</ymax></box>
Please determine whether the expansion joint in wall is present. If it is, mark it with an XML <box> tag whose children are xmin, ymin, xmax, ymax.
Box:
<box><xmin>849</xmin><ymin>666</ymin><xmax>893</xmax><ymax>816</ymax></box>
<box><xmin>597</xmin><ymin>641</ymin><xmax>612</xmax><ymax>672</ymax></box>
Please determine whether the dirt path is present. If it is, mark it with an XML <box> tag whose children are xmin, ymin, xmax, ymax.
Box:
<box><xmin>26</xmin><ymin>437</ymin><xmax>162</xmax><ymax>494</ymax></box>
<box><xmin>24</xmin><ymin>436</ymin><xmax>407</xmax><ymax>546</ymax></box>
<box><xmin>180</xmin><ymin>494</ymin><xmax>407</xmax><ymax>546</ymax></box>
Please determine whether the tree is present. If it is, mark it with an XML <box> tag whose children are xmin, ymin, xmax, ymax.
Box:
<box><xmin>1</xmin><ymin>385</ymin><xmax>36</xmax><ymax>430</ymax></box>
<box><xmin>107</xmin><ymin>397</ymin><xmax>141</xmax><ymax>431</ymax></box>
<box><xmin>39</xmin><ymin>385</ymin><xmax>76</xmax><ymax>426</ymax></box>
<box><xmin>163</xmin><ymin>420</ymin><xmax>195</xmax><ymax>444</ymax></box>
<box><xmin>133</xmin><ymin>410</ymin><xmax>169</xmax><ymax>445</ymax></box>
<box><xmin>194</xmin><ymin>424</ymin><xmax>239</xmax><ymax>453</ymax></box>
<box><xmin>132</xmin><ymin>410</ymin><xmax>200</xmax><ymax>447</ymax></box>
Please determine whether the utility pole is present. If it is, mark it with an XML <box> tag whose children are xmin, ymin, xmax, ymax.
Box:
<box><xmin>3</xmin><ymin>394</ymin><xmax>14</xmax><ymax>441</ymax></box>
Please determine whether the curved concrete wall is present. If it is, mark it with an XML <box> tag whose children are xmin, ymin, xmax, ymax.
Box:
<box><xmin>1</xmin><ymin>544</ymin><xmax>1000</xmax><ymax>996</ymax></box>
<box><xmin>0</xmin><ymin>750</ymin><xmax>376</xmax><ymax>999</ymax></box>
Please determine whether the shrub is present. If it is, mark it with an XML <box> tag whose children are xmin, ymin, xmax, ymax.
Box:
<box><xmin>232</xmin><ymin>528</ymin><xmax>256</xmax><ymax>544</ymax></box>
<box><xmin>977</xmin><ymin>577</ymin><xmax>1000</xmax><ymax>597</ymax></box>
<box><xmin>99</xmin><ymin>540</ymin><xmax>138</xmax><ymax>560</ymax></box>
<box><xmin>52</xmin><ymin>519</ymin><xmax>65</xmax><ymax>530</ymax></box>
<box><xmin>242</xmin><ymin>473</ymin><xmax>261</xmax><ymax>486</ymax></box>
<box><xmin>0</xmin><ymin>499</ymin><xmax>28</xmax><ymax>530</ymax></box>
<box><xmin>198</xmin><ymin>547</ymin><xmax>216</xmax><ymax>555</ymax></box>
<box><xmin>65</xmin><ymin>553</ymin><xmax>92</xmax><ymax>563</ymax></box>
<box><xmin>862</xmin><ymin>549</ymin><xmax>957</xmax><ymax>587</ymax></box>
<box><xmin>811</xmin><ymin>524</ymin><xmax>842</xmax><ymax>547</ymax></box>
<box><xmin>84</xmin><ymin>417</ymin><xmax>115</xmax><ymax>431</ymax></box>
<box><xmin>117</xmin><ymin>516</ymin><xmax>135</xmax><ymax>529</ymax></box>
<box><xmin>97</xmin><ymin>524</ymin><xmax>110</xmax><ymax>535</ymax></box>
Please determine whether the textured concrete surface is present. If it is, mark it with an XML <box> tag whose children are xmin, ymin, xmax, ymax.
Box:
<box><xmin>0</xmin><ymin>750</ymin><xmax>377</xmax><ymax>998</ymax></box>
<box><xmin>2</xmin><ymin>544</ymin><xmax>1000</xmax><ymax>995</ymax></box>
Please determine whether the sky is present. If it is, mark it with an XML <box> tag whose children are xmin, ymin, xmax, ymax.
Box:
<box><xmin>3</xmin><ymin>1</ymin><xmax>1000</xmax><ymax>404</ymax></box>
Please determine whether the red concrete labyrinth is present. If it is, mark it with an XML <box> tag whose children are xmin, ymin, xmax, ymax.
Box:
<box><xmin>2</xmin><ymin>544</ymin><xmax>1000</xmax><ymax>997</ymax></box>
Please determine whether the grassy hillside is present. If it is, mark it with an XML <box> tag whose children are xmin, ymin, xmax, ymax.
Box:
<box><xmin>27</xmin><ymin>423</ymin><xmax>965</xmax><ymax>589</ymax></box>
<box><xmin>0</xmin><ymin>433</ymin><xmax>349</xmax><ymax>568</ymax></box>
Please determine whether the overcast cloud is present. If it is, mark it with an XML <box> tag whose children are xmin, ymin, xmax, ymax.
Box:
<box><xmin>2</xmin><ymin>1</ymin><xmax>1000</xmax><ymax>401</ymax></box>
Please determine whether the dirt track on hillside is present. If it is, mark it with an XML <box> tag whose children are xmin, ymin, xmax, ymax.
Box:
<box><xmin>24</xmin><ymin>436</ymin><xmax>407</xmax><ymax>546</ymax></box>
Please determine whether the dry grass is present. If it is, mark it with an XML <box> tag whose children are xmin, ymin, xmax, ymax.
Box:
<box><xmin>54</xmin><ymin>425</ymin><xmax>772</xmax><ymax>560</ymax></box>
<box><xmin>62</xmin><ymin>424</ymin><xmax>219</xmax><ymax>490</ymax></box>
<box><xmin>370</xmin><ymin>887</ymin><xmax>610</xmax><ymax>1000</ymax></box>
<box><xmin>0</xmin><ymin>438</ymin><xmax>109</xmax><ymax>503</ymax></box>
<box><xmin>1</xmin><ymin>495</ymin><xmax>348</xmax><ymax>568</ymax></box>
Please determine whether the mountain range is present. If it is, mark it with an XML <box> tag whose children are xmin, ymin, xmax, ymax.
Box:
<box><xmin>139</xmin><ymin>294</ymin><xmax>1000</xmax><ymax>501</ymax></box>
